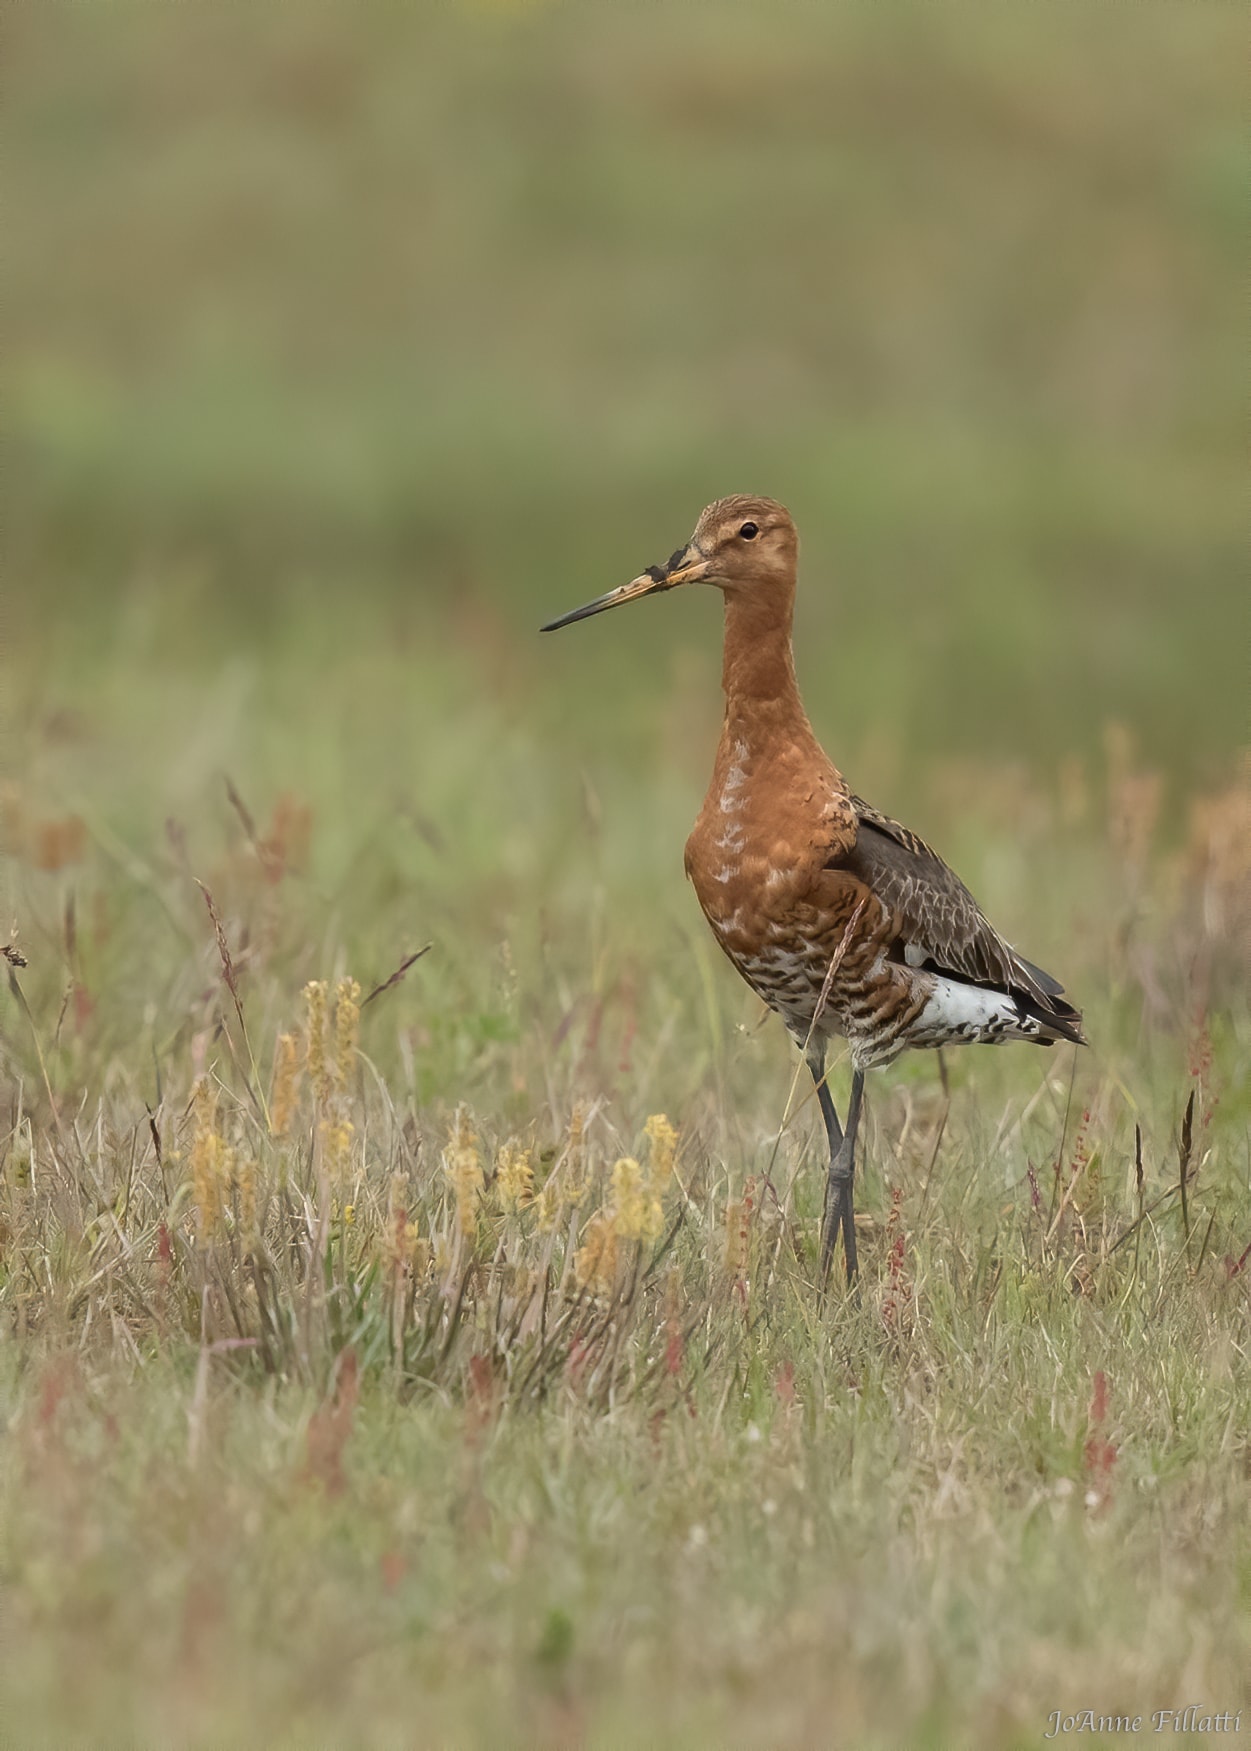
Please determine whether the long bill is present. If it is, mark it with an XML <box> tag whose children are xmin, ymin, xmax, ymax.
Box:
<box><xmin>540</xmin><ymin>544</ymin><xmax>708</xmax><ymax>633</ymax></box>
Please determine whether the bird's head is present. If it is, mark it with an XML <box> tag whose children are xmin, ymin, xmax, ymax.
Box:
<box><xmin>541</xmin><ymin>495</ymin><xmax>797</xmax><ymax>632</ymax></box>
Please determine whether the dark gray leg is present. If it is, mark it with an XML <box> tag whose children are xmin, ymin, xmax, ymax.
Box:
<box><xmin>807</xmin><ymin>1046</ymin><xmax>841</xmax><ymax>1282</ymax></box>
<box><xmin>808</xmin><ymin>1042</ymin><xmax>843</xmax><ymax>1158</ymax></box>
<box><xmin>818</xmin><ymin>1066</ymin><xmax>865</xmax><ymax>1289</ymax></box>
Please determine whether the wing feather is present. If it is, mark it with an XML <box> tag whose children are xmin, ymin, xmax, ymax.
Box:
<box><xmin>837</xmin><ymin>796</ymin><xmax>1081</xmax><ymax>1031</ymax></box>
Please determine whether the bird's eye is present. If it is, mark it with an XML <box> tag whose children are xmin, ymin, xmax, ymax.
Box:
<box><xmin>738</xmin><ymin>521</ymin><xmax>759</xmax><ymax>540</ymax></box>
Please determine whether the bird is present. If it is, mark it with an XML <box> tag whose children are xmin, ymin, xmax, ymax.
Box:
<box><xmin>542</xmin><ymin>495</ymin><xmax>1084</xmax><ymax>1287</ymax></box>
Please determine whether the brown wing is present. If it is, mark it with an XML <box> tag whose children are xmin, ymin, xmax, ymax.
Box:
<box><xmin>838</xmin><ymin>796</ymin><xmax>1081</xmax><ymax>1029</ymax></box>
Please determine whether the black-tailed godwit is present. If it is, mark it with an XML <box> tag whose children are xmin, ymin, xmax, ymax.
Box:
<box><xmin>543</xmin><ymin>496</ymin><xmax>1084</xmax><ymax>1286</ymax></box>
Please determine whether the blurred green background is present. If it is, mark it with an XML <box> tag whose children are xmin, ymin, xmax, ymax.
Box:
<box><xmin>6</xmin><ymin>0</ymin><xmax>1246</xmax><ymax>1065</ymax></box>
<box><xmin>11</xmin><ymin>0</ymin><xmax>1243</xmax><ymax>762</ymax></box>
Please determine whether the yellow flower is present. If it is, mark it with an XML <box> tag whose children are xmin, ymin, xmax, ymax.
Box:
<box><xmin>445</xmin><ymin>1106</ymin><xmax>483</xmax><ymax>1239</ymax></box>
<box><xmin>535</xmin><ymin>1179</ymin><xmax>562</xmax><ymax>1233</ymax></box>
<box><xmin>644</xmin><ymin>1114</ymin><xmax>678</xmax><ymax>1191</ymax></box>
<box><xmin>612</xmin><ymin>1157</ymin><xmax>662</xmax><ymax>1242</ymax></box>
<box><xmin>563</xmin><ymin>1104</ymin><xmax>590</xmax><ymax>1206</ymax></box>
<box><xmin>304</xmin><ymin>981</ymin><xmax>329</xmax><ymax>1105</ymax></box>
<box><xmin>319</xmin><ymin>1117</ymin><xmax>354</xmax><ymax>1184</ymax></box>
<box><xmin>496</xmin><ymin>1141</ymin><xmax>535</xmax><ymax>1212</ymax></box>
<box><xmin>235</xmin><ymin>1155</ymin><xmax>258</xmax><ymax>1243</ymax></box>
<box><xmin>575</xmin><ymin>1213</ymin><xmax>618</xmax><ymax>1295</ymax></box>
<box><xmin>269</xmin><ymin>1031</ymin><xmax>303</xmax><ymax>1137</ymax></box>
<box><xmin>189</xmin><ymin>1078</ymin><xmax>230</xmax><ymax>1238</ymax></box>
<box><xmin>333</xmin><ymin>977</ymin><xmax>361</xmax><ymax>1091</ymax></box>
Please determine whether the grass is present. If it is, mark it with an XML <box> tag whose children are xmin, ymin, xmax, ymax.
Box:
<box><xmin>3</xmin><ymin>2</ymin><xmax>1249</xmax><ymax>1745</ymax></box>
<box><xmin>3</xmin><ymin>619</ymin><xmax>1248</xmax><ymax>1746</ymax></box>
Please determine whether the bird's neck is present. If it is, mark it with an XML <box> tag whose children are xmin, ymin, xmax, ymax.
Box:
<box><xmin>719</xmin><ymin>586</ymin><xmax>809</xmax><ymax>741</ymax></box>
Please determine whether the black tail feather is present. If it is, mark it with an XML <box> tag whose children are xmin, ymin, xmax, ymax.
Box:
<box><xmin>1016</xmin><ymin>954</ymin><xmax>1067</xmax><ymax>1000</ymax></box>
<box><xmin>1015</xmin><ymin>986</ymin><xmax>1087</xmax><ymax>1047</ymax></box>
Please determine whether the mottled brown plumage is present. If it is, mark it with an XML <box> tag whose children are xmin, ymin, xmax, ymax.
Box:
<box><xmin>543</xmin><ymin>495</ymin><xmax>1084</xmax><ymax>1286</ymax></box>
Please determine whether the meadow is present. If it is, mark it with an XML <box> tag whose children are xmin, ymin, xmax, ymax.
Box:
<box><xmin>3</xmin><ymin>4</ymin><xmax>1248</xmax><ymax>1746</ymax></box>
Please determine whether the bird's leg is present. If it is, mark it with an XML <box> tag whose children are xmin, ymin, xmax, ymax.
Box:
<box><xmin>835</xmin><ymin>1070</ymin><xmax>865</xmax><ymax>1282</ymax></box>
<box><xmin>809</xmin><ymin>1044</ymin><xmax>843</xmax><ymax>1155</ymax></box>
<box><xmin>809</xmin><ymin>1046</ymin><xmax>844</xmax><ymax>1286</ymax></box>
<box><xmin>818</xmin><ymin>1066</ymin><xmax>865</xmax><ymax>1289</ymax></box>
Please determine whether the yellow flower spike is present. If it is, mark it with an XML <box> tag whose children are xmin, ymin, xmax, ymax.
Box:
<box><xmin>562</xmin><ymin>1167</ymin><xmax>591</xmax><ymax>1208</ymax></box>
<box><xmin>269</xmin><ymin>1031</ymin><xmax>303</xmax><ymax>1137</ymax></box>
<box><xmin>562</xmin><ymin>1105</ymin><xmax>590</xmax><ymax>1207</ymax></box>
<box><xmin>382</xmin><ymin>1174</ymin><xmax>409</xmax><ymax>1269</ymax></box>
<box><xmin>191</xmin><ymin>1134</ymin><xmax>224</xmax><ymax>1236</ymax></box>
<box><xmin>319</xmin><ymin>1117</ymin><xmax>354</xmax><ymax>1184</ymax></box>
<box><xmin>303</xmin><ymin>981</ymin><xmax>329</xmax><ymax>1106</ymax></box>
<box><xmin>574</xmin><ymin>1212</ymin><xmax>618</xmax><ymax>1296</ymax></box>
<box><xmin>332</xmin><ymin>977</ymin><xmax>361</xmax><ymax>1091</ymax></box>
<box><xmin>235</xmin><ymin>1155</ymin><xmax>259</xmax><ymax>1243</ymax></box>
<box><xmin>444</xmin><ymin>1105</ymin><xmax>483</xmax><ymax>1240</ymax></box>
<box><xmin>535</xmin><ymin>1179</ymin><xmax>562</xmax><ymax>1233</ymax></box>
<box><xmin>189</xmin><ymin>1078</ymin><xmax>229</xmax><ymax>1238</ymax></box>
<box><xmin>611</xmin><ymin>1156</ymin><xmax>650</xmax><ymax>1240</ymax></box>
<box><xmin>496</xmin><ymin>1141</ymin><xmax>535</xmax><ymax>1212</ymax></box>
<box><xmin>644</xmin><ymin>1114</ymin><xmax>678</xmax><ymax>1192</ymax></box>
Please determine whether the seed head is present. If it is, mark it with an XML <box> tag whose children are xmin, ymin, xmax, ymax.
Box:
<box><xmin>444</xmin><ymin>1105</ymin><xmax>483</xmax><ymax>1239</ymax></box>
<box><xmin>644</xmin><ymin>1113</ymin><xmax>678</xmax><ymax>1191</ymax></box>
<box><xmin>612</xmin><ymin>1156</ymin><xmax>662</xmax><ymax>1242</ymax></box>
<box><xmin>333</xmin><ymin>977</ymin><xmax>361</xmax><ymax>1091</ymax></box>
<box><xmin>319</xmin><ymin>1117</ymin><xmax>354</xmax><ymax>1185</ymax></box>
<box><xmin>235</xmin><ymin>1155</ymin><xmax>258</xmax><ymax>1244</ymax></box>
<box><xmin>535</xmin><ymin>1179</ymin><xmax>562</xmax><ymax>1233</ymax></box>
<box><xmin>304</xmin><ymin>981</ymin><xmax>329</xmax><ymax>1105</ymax></box>
<box><xmin>496</xmin><ymin>1141</ymin><xmax>535</xmax><ymax>1212</ymax></box>
<box><xmin>190</xmin><ymin>1078</ymin><xmax>229</xmax><ymax>1238</ymax></box>
<box><xmin>269</xmin><ymin>1031</ymin><xmax>303</xmax><ymax>1137</ymax></box>
<box><xmin>563</xmin><ymin>1105</ymin><xmax>590</xmax><ymax>1206</ymax></box>
<box><xmin>575</xmin><ymin>1212</ymin><xmax>618</xmax><ymax>1296</ymax></box>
